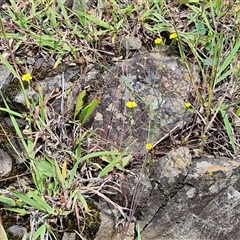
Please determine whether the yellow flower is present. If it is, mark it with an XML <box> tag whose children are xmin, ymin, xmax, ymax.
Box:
<box><xmin>169</xmin><ymin>32</ymin><xmax>178</xmax><ymax>39</ymax></box>
<box><xmin>185</xmin><ymin>102</ymin><xmax>191</xmax><ymax>109</ymax></box>
<box><xmin>126</xmin><ymin>101</ymin><xmax>137</xmax><ymax>109</ymax></box>
<box><xmin>22</xmin><ymin>73</ymin><xmax>32</xmax><ymax>82</ymax></box>
<box><xmin>154</xmin><ymin>37</ymin><xmax>163</xmax><ymax>45</ymax></box>
<box><xmin>145</xmin><ymin>143</ymin><xmax>153</xmax><ymax>151</ymax></box>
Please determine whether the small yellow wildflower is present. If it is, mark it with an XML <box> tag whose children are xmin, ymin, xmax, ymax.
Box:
<box><xmin>154</xmin><ymin>37</ymin><xmax>163</xmax><ymax>46</ymax></box>
<box><xmin>22</xmin><ymin>73</ymin><xmax>32</xmax><ymax>82</ymax></box>
<box><xmin>169</xmin><ymin>32</ymin><xmax>178</xmax><ymax>40</ymax></box>
<box><xmin>145</xmin><ymin>143</ymin><xmax>153</xmax><ymax>151</ymax></box>
<box><xmin>126</xmin><ymin>101</ymin><xmax>137</xmax><ymax>109</ymax></box>
<box><xmin>185</xmin><ymin>102</ymin><xmax>192</xmax><ymax>109</ymax></box>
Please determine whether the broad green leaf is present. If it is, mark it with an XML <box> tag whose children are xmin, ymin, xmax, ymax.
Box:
<box><xmin>180</xmin><ymin>0</ymin><xmax>199</xmax><ymax>4</ymax></box>
<box><xmin>216</xmin><ymin>68</ymin><xmax>234</xmax><ymax>83</ymax></box>
<box><xmin>195</xmin><ymin>22</ymin><xmax>206</xmax><ymax>35</ymax></box>
<box><xmin>0</xmin><ymin>92</ymin><xmax>30</xmax><ymax>152</ymax></box>
<box><xmin>79</xmin><ymin>98</ymin><xmax>100</xmax><ymax>125</ymax></box>
<box><xmin>101</xmin><ymin>154</ymin><xmax>131</xmax><ymax>170</ymax></box>
<box><xmin>63</xmin><ymin>149</ymin><xmax>122</xmax><ymax>166</ymax></box>
<box><xmin>57</xmin><ymin>0</ymin><xmax>71</xmax><ymax>27</ymax></box>
<box><xmin>21</xmin><ymin>230</ymin><xmax>28</xmax><ymax>240</ymax></box>
<box><xmin>69</xmin><ymin>158</ymin><xmax>82</xmax><ymax>183</ymax></box>
<box><xmin>90</xmin><ymin>162</ymin><xmax>102</xmax><ymax>170</ymax></box>
<box><xmin>74</xmin><ymin>90</ymin><xmax>86</xmax><ymax>119</ymax></box>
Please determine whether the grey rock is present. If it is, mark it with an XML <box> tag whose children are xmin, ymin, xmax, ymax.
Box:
<box><xmin>93</xmin><ymin>51</ymin><xmax>199</xmax><ymax>153</ymax></box>
<box><xmin>94</xmin><ymin>202</ymin><xmax>118</xmax><ymax>240</ymax></box>
<box><xmin>138</xmin><ymin>154</ymin><xmax>240</xmax><ymax>240</ymax></box>
<box><xmin>121</xmin><ymin>37</ymin><xmax>142</xmax><ymax>51</ymax></box>
<box><xmin>13</xmin><ymin>87</ymin><xmax>38</xmax><ymax>111</ymax></box>
<box><xmin>95</xmin><ymin>201</ymin><xmax>135</xmax><ymax>240</ymax></box>
<box><xmin>11</xmin><ymin>66</ymin><xmax>81</xmax><ymax>116</ymax></box>
<box><xmin>123</xmin><ymin>148</ymin><xmax>192</xmax><ymax>233</ymax></box>
<box><xmin>62</xmin><ymin>232</ymin><xmax>76</xmax><ymax>240</ymax></box>
<box><xmin>0</xmin><ymin>149</ymin><xmax>12</xmax><ymax>177</ymax></box>
<box><xmin>149</xmin><ymin>147</ymin><xmax>192</xmax><ymax>196</ymax></box>
<box><xmin>3</xmin><ymin>116</ymin><xmax>26</xmax><ymax>129</ymax></box>
<box><xmin>6</xmin><ymin>225</ymin><xmax>27</xmax><ymax>238</ymax></box>
<box><xmin>0</xmin><ymin>64</ymin><xmax>12</xmax><ymax>91</ymax></box>
<box><xmin>38</xmin><ymin>66</ymin><xmax>79</xmax><ymax>95</ymax></box>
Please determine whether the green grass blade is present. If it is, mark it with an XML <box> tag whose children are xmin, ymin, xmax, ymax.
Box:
<box><xmin>77</xmin><ymin>192</ymin><xmax>89</xmax><ymax>212</ymax></box>
<box><xmin>57</xmin><ymin>0</ymin><xmax>71</xmax><ymax>27</ymax></box>
<box><xmin>0</xmin><ymin>92</ymin><xmax>31</xmax><ymax>152</ymax></box>
<box><xmin>0</xmin><ymin>222</ymin><xmax>8</xmax><ymax>240</ymax></box>
<box><xmin>0</xmin><ymin>195</ymin><xmax>16</xmax><ymax>206</ymax></box>
<box><xmin>0</xmin><ymin>107</ymin><xmax>22</xmax><ymax>117</ymax></box>
<box><xmin>27</xmin><ymin>191</ymin><xmax>55</xmax><ymax>214</ymax></box>
<box><xmin>220</xmin><ymin>109</ymin><xmax>236</xmax><ymax>153</ymax></box>
<box><xmin>216</xmin><ymin>39</ymin><xmax>240</xmax><ymax>83</ymax></box>
<box><xmin>98</xmin><ymin>152</ymin><xmax>125</xmax><ymax>178</ymax></box>
<box><xmin>32</xmin><ymin>224</ymin><xmax>47</xmax><ymax>240</ymax></box>
<box><xmin>4</xmin><ymin>207</ymin><xmax>29</xmax><ymax>215</ymax></box>
<box><xmin>80</xmin><ymin>151</ymin><xmax>121</xmax><ymax>162</ymax></box>
<box><xmin>13</xmin><ymin>191</ymin><xmax>54</xmax><ymax>214</ymax></box>
<box><xmin>137</xmin><ymin>223</ymin><xmax>142</xmax><ymax>240</ymax></box>
<box><xmin>81</xmin><ymin>12</ymin><xmax>113</xmax><ymax>30</ymax></box>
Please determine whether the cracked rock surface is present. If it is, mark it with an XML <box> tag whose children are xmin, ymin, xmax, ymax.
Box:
<box><xmin>93</xmin><ymin>49</ymin><xmax>199</xmax><ymax>153</ymax></box>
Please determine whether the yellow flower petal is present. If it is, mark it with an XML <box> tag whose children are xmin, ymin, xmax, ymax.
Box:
<box><xmin>185</xmin><ymin>102</ymin><xmax>191</xmax><ymax>109</ymax></box>
<box><xmin>154</xmin><ymin>37</ymin><xmax>163</xmax><ymax>45</ymax></box>
<box><xmin>145</xmin><ymin>143</ymin><xmax>153</xmax><ymax>151</ymax></box>
<box><xmin>22</xmin><ymin>73</ymin><xmax>32</xmax><ymax>82</ymax></box>
<box><xmin>126</xmin><ymin>101</ymin><xmax>137</xmax><ymax>109</ymax></box>
<box><xmin>169</xmin><ymin>32</ymin><xmax>178</xmax><ymax>39</ymax></box>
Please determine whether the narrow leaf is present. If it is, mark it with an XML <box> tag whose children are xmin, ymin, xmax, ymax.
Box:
<box><xmin>79</xmin><ymin>98</ymin><xmax>100</xmax><ymax>125</ymax></box>
<box><xmin>4</xmin><ymin>207</ymin><xmax>29</xmax><ymax>215</ymax></box>
<box><xmin>220</xmin><ymin>109</ymin><xmax>236</xmax><ymax>153</ymax></box>
<box><xmin>74</xmin><ymin>90</ymin><xmax>86</xmax><ymax>119</ymax></box>
<box><xmin>98</xmin><ymin>153</ymin><xmax>124</xmax><ymax>178</ymax></box>
<box><xmin>32</xmin><ymin>224</ymin><xmax>47</xmax><ymax>240</ymax></box>
<box><xmin>217</xmin><ymin>39</ymin><xmax>240</xmax><ymax>81</ymax></box>
<box><xmin>77</xmin><ymin>192</ymin><xmax>89</xmax><ymax>212</ymax></box>
<box><xmin>0</xmin><ymin>195</ymin><xmax>16</xmax><ymax>206</ymax></box>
